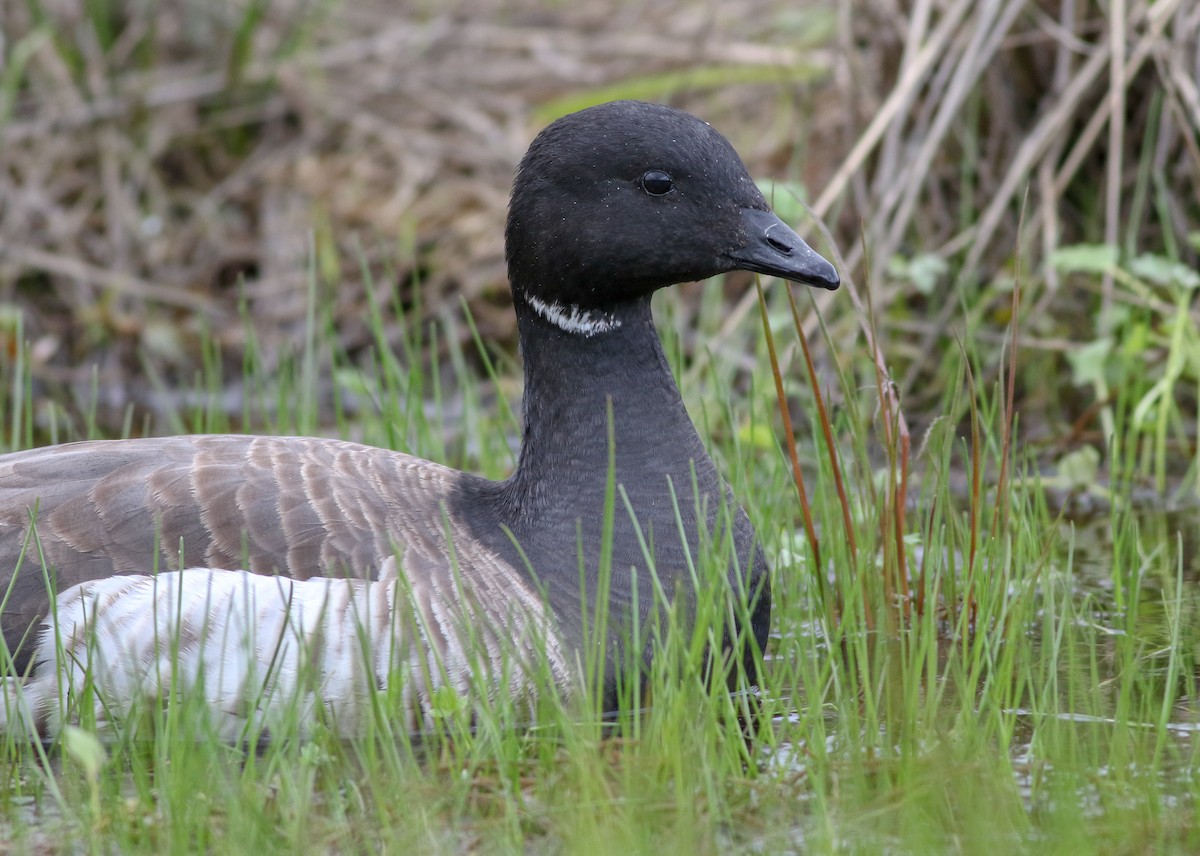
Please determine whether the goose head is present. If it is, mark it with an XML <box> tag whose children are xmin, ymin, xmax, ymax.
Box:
<box><xmin>504</xmin><ymin>100</ymin><xmax>839</xmax><ymax>336</ymax></box>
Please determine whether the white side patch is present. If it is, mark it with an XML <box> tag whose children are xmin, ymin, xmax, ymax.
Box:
<box><xmin>525</xmin><ymin>294</ymin><xmax>620</xmax><ymax>336</ymax></box>
<box><xmin>2</xmin><ymin>558</ymin><xmax>571</xmax><ymax>739</ymax></box>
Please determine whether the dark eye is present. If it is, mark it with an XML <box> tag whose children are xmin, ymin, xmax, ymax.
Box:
<box><xmin>640</xmin><ymin>170</ymin><xmax>674</xmax><ymax>196</ymax></box>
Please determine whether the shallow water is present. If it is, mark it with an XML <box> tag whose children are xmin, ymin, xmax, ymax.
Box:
<box><xmin>766</xmin><ymin>506</ymin><xmax>1200</xmax><ymax>847</ymax></box>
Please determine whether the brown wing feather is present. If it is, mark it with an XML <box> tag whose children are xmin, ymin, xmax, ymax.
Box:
<box><xmin>0</xmin><ymin>435</ymin><xmax>487</xmax><ymax>671</ymax></box>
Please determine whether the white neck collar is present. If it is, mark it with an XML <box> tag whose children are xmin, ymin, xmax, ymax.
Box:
<box><xmin>525</xmin><ymin>294</ymin><xmax>621</xmax><ymax>337</ymax></box>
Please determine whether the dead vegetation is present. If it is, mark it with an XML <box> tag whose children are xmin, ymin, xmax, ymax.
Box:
<box><xmin>0</xmin><ymin>0</ymin><xmax>1197</xmax><ymax>439</ymax></box>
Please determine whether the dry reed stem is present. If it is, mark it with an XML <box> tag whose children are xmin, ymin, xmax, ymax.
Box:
<box><xmin>0</xmin><ymin>0</ymin><xmax>1196</xmax><ymax>443</ymax></box>
<box><xmin>755</xmin><ymin>281</ymin><xmax>836</xmax><ymax>626</ymax></box>
<box><xmin>786</xmin><ymin>285</ymin><xmax>856</xmax><ymax>568</ymax></box>
<box><xmin>2</xmin><ymin>0</ymin><xmax>839</xmax><ymax>430</ymax></box>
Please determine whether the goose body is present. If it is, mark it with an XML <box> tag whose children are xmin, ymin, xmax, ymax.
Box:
<box><xmin>0</xmin><ymin>100</ymin><xmax>838</xmax><ymax>736</ymax></box>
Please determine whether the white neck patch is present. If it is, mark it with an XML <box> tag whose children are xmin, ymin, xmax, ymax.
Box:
<box><xmin>525</xmin><ymin>294</ymin><xmax>621</xmax><ymax>337</ymax></box>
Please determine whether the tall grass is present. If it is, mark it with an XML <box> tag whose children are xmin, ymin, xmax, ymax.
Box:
<box><xmin>0</xmin><ymin>268</ymin><xmax>1195</xmax><ymax>852</ymax></box>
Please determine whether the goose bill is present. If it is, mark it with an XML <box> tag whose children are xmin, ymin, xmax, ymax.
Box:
<box><xmin>728</xmin><ymin>208</ymin><xmax>840</xmax><ymax>290</ymax></box>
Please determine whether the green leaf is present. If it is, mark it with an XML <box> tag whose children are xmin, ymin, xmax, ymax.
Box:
<box><xmin>429</xmin><ymin>685</ymin><xmax>469</xmax><ymax>720</ymax></box>
<box><xmin>63</xmin><ymin>725</ymin><xmax>107</xmax><ymax>780</ymax></box>
<box><xmin>1066</xmin><ymin>337</ymin><xmax>1112</xmax><ymax>387</ymax></box>
<box><xmin>1118</xmin><ymin>321</ymin><xmax>1149</xmax><ymax>359</ymax></box>
<box><xmin>1129</xmin><ymin>254</ymin><xmax>1200</xmax><ymax>290</ymax></box>
<box><xmin>908</xmin><ymin>254</ymin><xmax>948</xmax><ymax>294</ymax></box>
<box><xmin>737</xmin><ymin>421</ymin><xmax>778</xmax><ymax>451</ymax></box>
<box><xmin>888</xmin><ymin>253</ymin><xmax>948</xmax><ymax>294</ymax></box>
<box><xmin>1055</xmin><ymin>445</ymin><xmax>1100</xmax><ymax>490</ymax></box>
<box><xmin>1050</xmin><ymin>244</ymin><xmax>1118</xmax><ymax>275</ymax></box>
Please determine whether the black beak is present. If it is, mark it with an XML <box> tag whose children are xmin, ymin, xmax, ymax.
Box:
<box><xmin>727</xmin><ymin>208</ymin><xmax>840</xmax><ymax>290</ymax></box>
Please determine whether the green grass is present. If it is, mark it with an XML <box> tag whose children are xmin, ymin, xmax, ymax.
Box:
<box><xmin>0</xmin><ymin>269</ymin><xmax>1197</xmax><ymax>854</ymax></box>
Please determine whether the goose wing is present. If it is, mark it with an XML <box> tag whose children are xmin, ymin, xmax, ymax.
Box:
<box><xmin>0</xmin><ymin>435</ymin><xmax>507</xmax><ymax>670</ymax></box>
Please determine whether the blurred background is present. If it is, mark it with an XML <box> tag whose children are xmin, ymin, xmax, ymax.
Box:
<box><xmin>0</xmin><ymin>0</ymin><xmax>1197</xmax><ymax>477</ymax></box>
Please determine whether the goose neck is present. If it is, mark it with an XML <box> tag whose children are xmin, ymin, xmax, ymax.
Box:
<box><xmin>503</xmin><ymin>293</ymin><xmax>714</xmax><ymax>513</ymax></box>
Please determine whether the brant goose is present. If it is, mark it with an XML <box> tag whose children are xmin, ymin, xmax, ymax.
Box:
<box><xmin>0</xmin><ymin>100</ymin><xmax>838</xmax><ymax>736</ymax></box>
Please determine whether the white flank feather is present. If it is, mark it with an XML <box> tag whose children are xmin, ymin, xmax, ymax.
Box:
<box><xmin>0</xmin><ymin>559</ymin><xmax>570</xmax><ymax>739</ymax></box>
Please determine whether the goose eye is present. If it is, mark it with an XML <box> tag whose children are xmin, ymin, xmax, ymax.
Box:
<box><xmin>640</xmin><ymin>170</ymin><xmax>674</xmax><ymax>196</ymax></box>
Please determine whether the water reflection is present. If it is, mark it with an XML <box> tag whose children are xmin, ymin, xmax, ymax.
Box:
<box><xmin>764</xmin><ymin>505</ymin><xmax>1200</xmax><ymax>836</ymax></box>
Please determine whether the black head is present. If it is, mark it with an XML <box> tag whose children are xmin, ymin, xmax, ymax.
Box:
<box><xmin>504</xmin><ymin>100</ymin><xmax>838</xmax><ymax>329</ymax></box>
